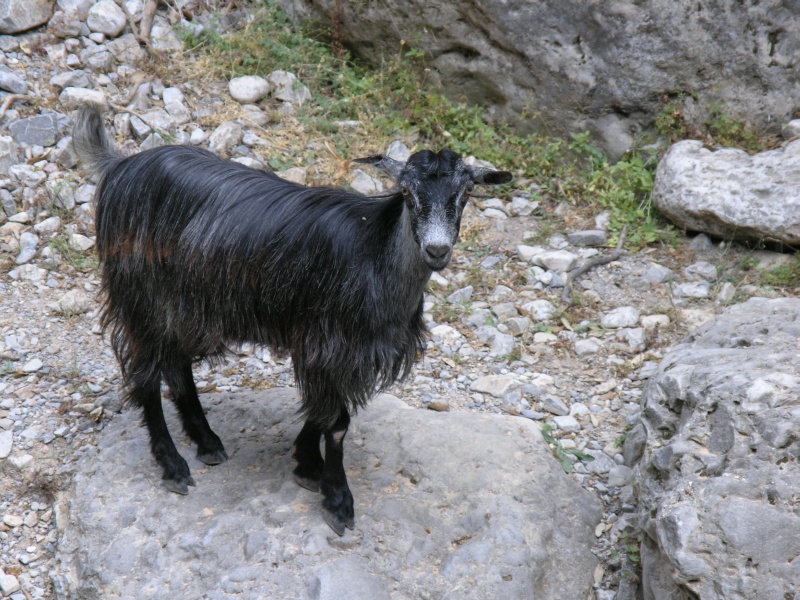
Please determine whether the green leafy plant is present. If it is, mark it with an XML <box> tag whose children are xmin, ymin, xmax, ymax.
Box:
<box><xmin>540</xmin><ymin>423</ymin><xmax>595</xmax><ymax>473</ymax></box>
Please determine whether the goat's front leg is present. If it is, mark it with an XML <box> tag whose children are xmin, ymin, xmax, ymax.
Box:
<box><xmin>320</xmin><ymin>409</ymin><xmax>354</xmax><ymax>535</ymax></box>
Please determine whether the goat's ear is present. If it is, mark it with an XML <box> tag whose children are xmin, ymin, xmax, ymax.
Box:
<box><xmin>467</xmin><ymin>166</ymin><xmax>513</xmax><ymax>185</ymax></box>
<box><xmin>353</xmin><ymin>154</ymin><xmax>405</xmax><ymax>181</ymax></box>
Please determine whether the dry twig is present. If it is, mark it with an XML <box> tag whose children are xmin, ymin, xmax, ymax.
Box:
<box><xmin>561</xmin><ymin>225</ymin><xmax>628</xmax><ymax>305</ymax></box>
<box><xmin>0</xmin><ymin>94</ymin><xmax>30</xmax><ymax>120</ymax></box>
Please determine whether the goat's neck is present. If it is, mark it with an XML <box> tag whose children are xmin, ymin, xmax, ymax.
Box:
<box><xmin>383</xmin><ymin>208</ymin><xmax>431</xmax><ymax>308</ymax></box>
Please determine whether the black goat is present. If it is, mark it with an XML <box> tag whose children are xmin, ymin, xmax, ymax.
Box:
<box><xmin>72</xmin><ymin>104</ymin><xmax>511</xmax><ymax>534</ymax></box>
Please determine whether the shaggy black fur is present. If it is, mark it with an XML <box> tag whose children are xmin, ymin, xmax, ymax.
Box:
<box><xmin>72</xmin><ymin>104</ymin><xmax>511</xmax><ymax>534</ymax></box>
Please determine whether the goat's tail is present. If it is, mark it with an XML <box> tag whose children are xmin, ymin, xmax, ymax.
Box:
<box><xmin>72</xmin><ymin>103</ymin><xmax>123</xmax><ymax>178</ymax></box>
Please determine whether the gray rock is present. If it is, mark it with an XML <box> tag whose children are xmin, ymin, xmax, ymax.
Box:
<box><xmin>654</xmin><ymin>140</ymin><xmax>800</xmax><ymax>245</ymax></box>
<box><xmin>0</xmin><ymin>429</ymin><xmax>11</xmax><ymax>459</ymax></box>
<box><xmin>87</xmin><ymin>0</ymin><xmax>127</xmax><ymax>37</ymax></box>
<box><xmin>519</xmin><ymin>299</ymin><xmax>556</xmax><ymax>321</ymax></box>
<box><xmin>601</xmin><ymin>306</ymin><xmax>640</xmax><ymax>329</ymax></box>
<box><xmin>148</xmin><ymin>16</ymin><xmax>182</xmax><ymax>52</ymax></box>
<box><xmin>106</xmin><ymin>33</ymin><xmax>145</xmax><ymax>63</ymax></box>
<box><xmin>51</xmin><ymin>289</ymin><xmax>92</xmax><ymax>316</ymax></box>
<box><xmin>34</xmin><ymin>215</ymin><xmax>61</xmax><ymax>234</ymax></box>
<box><xmin>462</xmin><ymin>307</ymin><xmax>493</xmax><ymax>328</ymax></box>
<box><xmin>0</xmin><ymin>0</ymin><xmax>53</xmax><ymax>34</ymax></box>
<box><xmin>0</xmin><ymin>135</ymin><xmax>19</xmax><ymax>173</ymax></box>
<box><xmin>508</xmin><ymin>196</ymin><xmax>537</xmax><ymax>217</ymax></box>
<box><xmin>616</xmin><ymin>327</ymin><xmax>645</xmax><ymax>349</ymax></box>
<box><xmin>129</xmin><ymin>115</ymin><xmax>151</xmax><ymax>140</ymax></box>
<box><xmin>642</xmin><ymin>263</ymin><xmax>675</xmax><ymax>284</ymax></box>
<box><xmin>385</xmin><ymin>140</ymin><xmax>411</xmax><ymax>162</ymax></box>
<box><xmin>475</xmin><ymin>325</ymin><xmax>515</xmax><ymax>357</ymax></box>
<box><xmin>268</xmin><ymin>70</ymin><xmax>311</xmax><ymax>105</ymax></box>
<box><xmin>470</xmin><ymin>374</ymin><xmax>519</xmax><ymax>397</ymax></box>
<box><xmin>447</xmin><ymin>285</ymin><xmax>473</xmax><ymax>304</ymax></box>
<box><xmin>574</xmin><ymin>338</ymin><xmax>602</xmax><ymax>356</ymax></box>
<box><xmin>8</xmin><ymin>113</ymin><xmax>59</xmax><ymax>147</ymax></box>
<box><xmin>0</xmin><ymin>68</ymin><xmax>26</xmax><ymax>94</ymax></box>
<box><xmin>782</xmin><ymin>119</ymin><xmax>800</xmax><ymax>140</ymax></box>
<box><xmin>689</xmin><ymin>233</ymin><xmax>714</xmax><ymax>253</ymax></box>
<box><xmin>567</xmin><ymin>230</ymin><xmax>606</xmax><ymax>247</ymax></box>
<box><xmin>54</xmin><ymin>390</ymin><xmax>601</xmax><ymax>600</ymax></box>
<box><xmin>541</xmin><ymin>394</ymin><xmax>568</xmax><ymax>416</ymax></box>
<box><xmin>532</xmin><ymin>250</ymin><xmax>578</xmax><ymax>273</ymax></box>
<box><xmin>683</xmin><ymin>260</ymin><xmax>718</xmax><ymax>282</ymax></box>
<box><xmin>208</xmin><ymin>122</ymin><xmax>243</xmax><ymax>156</ymax></box>
<box><xmin>672</xmin><ymin>281</ymin><xmax>710</xmax><ymax>299</ymax></box>
<box><xmin>229</xmin><ymin>75</ymin><xmax>271</xmax><ymax>104</ymax></box>
<box><xmin>349</xmin><ymin>169</ymin><xmax>383</xmax><ymax>195</ymax></box>
<box><xmin>630</xmin><ymin>298</ymin><xmax>800</xmax><ymax>600</ymax></box>
<box><xmin>15</xmin><ymin>231</ymin><xmax>38</xmax><ymax>264</ymax></box>
<box><xmin>49</xmin><ymin>69</ymin><xmax>92</xmax><ymax>90</ymax></box>
<box><xmin>0</xmin><ymin>188</ymin><xmax>15</xmax><ymax>216</ymax></box>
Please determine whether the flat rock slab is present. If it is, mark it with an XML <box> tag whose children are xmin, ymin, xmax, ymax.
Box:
<box><xmin>54</xmin><ymin>390</ymin><xmax>601</xmax><ymax>599</ymax></box>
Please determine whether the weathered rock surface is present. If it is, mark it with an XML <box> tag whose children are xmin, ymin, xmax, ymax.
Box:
<box><xmin>627</xmin><ymin>297</ymin><xmax>800</xmax><ymax>600</ymax></box>
<box><xmin>653</xmin><ymin>139</ymin><xmax>800</xmax><ymax>245</ymax></box>
<box><xmin>281</xmin><ymin>0</ymin><xmax>800</xmax><ymax>155</ymax></box>
<box><xmin>0</xmin><ymin>0</ymin><xmax>53</xmax><ymax>34</ymax></box>
<box><xmin>55</xmin><ymin>390</ymin><xmax>601</xmax><ymax>600</ymax></box>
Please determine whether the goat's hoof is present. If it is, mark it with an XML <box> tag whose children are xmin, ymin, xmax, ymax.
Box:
<box><xmin>322</xmin><ymin>507</ymin><xmax>354</xmax><ymax>536</ymax></box>
<box><xmin>162</xmin><ymin>475</ymin><xmax>196</xmax><ymax>495</ymax></box>
<box><xmin>197</xmin><ymin>448</ymin><xmax>228</xmax><ymax>465</ymax></box>
<box><xmin>294</xmin><ymin>473</ymin><xmax>321</xmax><ymax>493</ymax></box>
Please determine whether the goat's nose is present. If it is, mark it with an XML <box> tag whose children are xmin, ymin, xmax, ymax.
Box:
<box><xmin>424</xmin><ymin>243</ymin><xmax>450</xmax><ymax>259</ymax></box>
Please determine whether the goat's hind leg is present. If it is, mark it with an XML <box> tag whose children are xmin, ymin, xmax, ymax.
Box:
<box><xmin>292</xmin><ymin>419</ymin><xmax>324</xmax><ymax>492</ymax></box>
<box><xmin>320</xmin><ymin>409</ymin><xmax>355</xmax><ymax>536</ymax></box>
<box><xmin>131</xmin><ymin>375</ymin><xmax>196</xmax><ymax>494</ymax></box>
<box><xmin>163</xmin><ymin>357</ymin><xmax>228</xmax><ymax>466</ymax></box>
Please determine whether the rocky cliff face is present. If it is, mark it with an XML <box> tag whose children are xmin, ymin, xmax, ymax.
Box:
<box><xmin>280</xmin><ymin>0</ymin><xmax>800</xmax><ymax>157</ymax></box>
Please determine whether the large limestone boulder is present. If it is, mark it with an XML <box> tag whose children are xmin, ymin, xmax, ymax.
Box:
<box><xmin>280</xmin><ymin>0</ymin><xmax>800</xmax><ymax>156</ymax></box>
<box><xmin>626</xmin><ymin>297</ymin><xmax>800</xmax><ymax>600</ymax></box>
<box><xmin>54</xmin><ymin>390</ymin><xmax>602</xmax><ymax>599</ymax></box>
<box><xmin>652</xmin><ymin>140</ymin><xmax>800</xmax><ymax>245</ymax></box>
<box><xmin>0</xmin><ymin>0</ymin><xmax>53</xmax><ymax>34</ymax></box>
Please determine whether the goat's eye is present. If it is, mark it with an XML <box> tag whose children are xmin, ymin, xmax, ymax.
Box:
<box><xmin>401</xmin><ymin>187</ymin><xmax>410</xmax><ymax>196</ymax></box>
<box><xmin>465</xmin><ymin>182</ymin><xmax>475</xmax><ymax>193</ymax></box>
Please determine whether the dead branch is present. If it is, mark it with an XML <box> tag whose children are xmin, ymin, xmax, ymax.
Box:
<box><xmin>139</xmin><ymin>0</ymin><xmax>160</xmax><ymax>43</ymax></box>
<box><xmin>0</xmin><ymin>94</ymin><xmax>30</xmax><ymax>120</ymax></box>
<box><xmin>561</xmin><ymin>225</ymin><xmax>628</xmax><ymax>305</ymax></box>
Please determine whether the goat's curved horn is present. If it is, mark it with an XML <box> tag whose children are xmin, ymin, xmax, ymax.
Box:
<box><xmin>466</xmin><ymin>166</ymin><xmax>513</xmax><ymax>186</ymax></box>
<box><xmin>353</xmin><ymin>154</ymin><xmax>405</xmax><ymax>181</ymax></box>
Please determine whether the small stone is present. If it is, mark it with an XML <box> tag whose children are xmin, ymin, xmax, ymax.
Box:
<box><xmin>491</xmin><ymin>302</ymin><xmax>518</xmax><ymax>321</ymax></box>
<box><xmin>616</xmin><ymin>327</ymin><xmax>646</xmax><ymax>349</ymax></box>
<box><xmin>516</xmin><ymin>244</ymin><xmax>540</xmax><ymax>262</ymax></box>
<box><xmin>541</xmin><ymin>395</ymin><xmax>569</xmax><ymax>416</ymax></box>
<box><xmin>385</xmin><ymin>140</ymin><xmax>411</xmax><ymax>162</ymax></box>
<box><xmin>689</xmin><ymin>233</ymin><xmax>713</xmax><ymax>253</ymax></box>
<box><xmin>208</xmin><ymin>122</ymin><xmax>243</xmax><ymax>156</ymax></box>
<box><xmin>52</xmin><ymin>289</ymin><xmax>93</xmax><ymax>316</ymax></box>
<box><xmin>190</xmin><ymin>128</ymin><xmax>206</xmax><ymax>145</ymax></box>
<box><xmin>268</xmin><ymin>70</ymin><xmax>311</xmax><ymax>105</ymax></box>
<box><xmin>277</xmin><ymin>167</ymin><xmax>307</xmax><ymax>185</ymax></box>
<box><xmin>684</xmin><ymin>261</ymin><xmax>718</xmax><ymax>282</ymax></box>
<box><xmin>553</xmin><ymin>415</ymin><xmax>581</xmax><ymax>432</ymax></box>
<box><xmin>0</xmin><ymin>572</ymin><xmax>20</xmax><ymax>596</ymax></box>
<box><xmin>607</xmin><ymin>465</ymin><xmax>634</xmax><ymax>487</ymax></box>
<box><xmin>672</xmin><ymin>281</ymin><xmax>710</xmax><ymax>298</ymax></box>
<box><xmin>68</xmin><ymin>233</ymin><xmax>95</xmax><ymax>251</ymax></box>
<box><xmin>567</xmin><ymin>230</ymin><xmax>607</xmax><ymax>247</ymax></box>
<box><xmin>574</xmin><ymin>338</ymin><xmax>602</xmax><ymax>356</ymax></box>
<box><xmin>350</xmin><ymin>169</ymin><xmax>383</xmax><ymax>195</ymax></box>
<box><xmin>519</xmin><ymin>299</ymin><xmax>557</xmax><ymax>321</ymax></box>
<box><xmin>508</xmin><ymin>197</ymin><xmax>538</xmax><ymax>217</ymax></box>
<box><xmin>3</xmin><ymin>514</ymin><xmax>23</xmax><ymax>527</ymax></box>
<box><xmin>34</xmin><ymin>215</ymin><xmax>61</xmax><ymax>234</ymax></box>
<box><xmin>533</xmin><ymin>331</ymin><xmax>558</xmax><ymax>343</ymax></box>
<box><xmin>22</xmin><ymin>358</ymin><xmax>43</xmax><ymax>373</ymax></box>
<box><xmin>470</xmin><ymin>375</ymin><xmax>519</xmax><ymax>397</ymax></box>
<box><xmin>0</xmin><ymin>429</ymin><xmax>12</xmax><ymax>458</ymax></box>
<box><xmin>717</xmin><ymin>281</ymin><xmax>736</xmax><ymax>304</ymax></box>
<box><xmin>641</xmin><ymin>314</ymin><xmax>670</xmax><ymax>331</ymax></box>
<box><xmin>483</xmin><ymin>207</ymin><xmax>507</xmax><ymax>220</ymax></box>
<box><xmin>505</xmin><ymin>317</ymin><xmax>530</xmax><ymax>336</ymax></box>
<box><xmin>427</xmin><ymin>401</ymin><xmax>449</xmax><ymax>412</ymax></box>
<box><xmin>601</xmin><ymin>306</ymin><xmax>640</xmax><ymax>328</ymax></box>
<box><xmin>87</xmin><ymin>0</ymin><xmax>127</xmax><ymax>37</ymax></box>
<box><xmin>23</xmin><ymin>511</ymin><xmax>38</xmax><ymax>528</ymax></box>
<box><xmin>642</xmin><ymin>263</ymin><xmax>675</xmax><ymax>284</ymax></box>
<box><xmin>9</xmin><ymin>113</ymin><xmax>59</xmax><ymax>147</ymax></box>
<box><xmin>429</xmin><ymin>324</ymin><xmax>462</xmax><ymax>346</ymax></box>
<box><xmin>447</xmin><ymin>286</ymin><xmax>473</xmax><ymax>304</ymax></box>
<box><xmin>0</xmin><ymin>69</ymin><xmax>27</xmax><ymax>94</ymax></box>
<box><xmin>532</xmin><ymin>250</ymin><xmax>578</xmax><ymax>272</ymax></box>
<box><xmin>229</xmin><ymin>75</ymin><xmax>271</xmax><ymax>104</ymax></box>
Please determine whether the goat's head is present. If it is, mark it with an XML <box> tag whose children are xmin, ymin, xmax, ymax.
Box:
<box><xmin>355</xmin><ymin>149</ymin><xmax>512</xmax><ymax>271</ymax></box>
